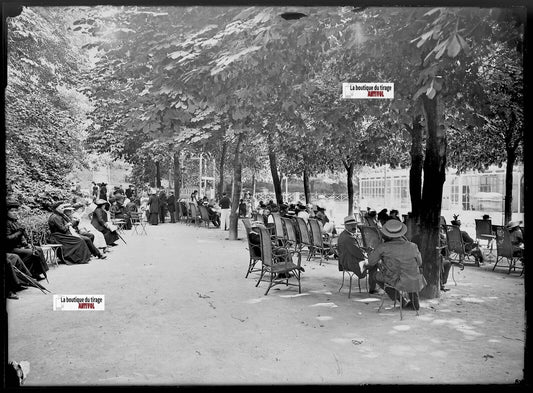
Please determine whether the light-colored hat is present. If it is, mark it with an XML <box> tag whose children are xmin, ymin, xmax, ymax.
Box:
<box><xmin>56</xmin><ymin>203</ymin><xmax>73</xmax><ymax>212</ymax></box>
<box><xmin>94</xmin><ymin>199</ymin><xmax>109</xmax><ymax>206</ymax></box>
<box><xmin>506</xmin><ymin>220</ymin><xmax>522</xmax><ymax>229</ymax></box>
<box><xmin>344</xmin><ymin>215</ymin><xmax>357</xmax><ymax>225</ymax></box>
<box><xmin>381</xmin><ymin>220</ymin><xmax>407</xmax><ymax>238</ymax></box>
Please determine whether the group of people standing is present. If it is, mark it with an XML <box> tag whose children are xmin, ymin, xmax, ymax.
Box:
<box><xmin>145</xmin><ymin>188</ymin><xmax>176</xmax><ymax>225</ymax></box>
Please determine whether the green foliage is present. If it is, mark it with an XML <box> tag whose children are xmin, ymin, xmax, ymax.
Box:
<box><xmin>6</xmin><ymin>7</ymin><xmax>93</xmax><ymax>209</ymax></box>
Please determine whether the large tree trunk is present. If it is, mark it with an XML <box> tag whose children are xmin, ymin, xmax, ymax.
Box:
<box><xmin>155</xmin><ymin>161</ymin><xmax>161</xmax><ymax>188</ymax></box>
<box><xmin>504</xmin><ymin>150</ymin><xmax>516</xmax><ymax>224</ymax></box>
<box><xmin>229</xmin><ymin>134</ymin><xmax>244</xmax><ymax>240</ymax></box>
<box><xmin>344</xmin><ymin>160</ymin><xmax>354</xmax><ymax>216</ymax></box>
<box><xmin>268</xmin><ymin>150</ymin><xmax>283</xmax><ymax>205</ymax></box>
<box><xmin>217</xmin><ymin>140</ymin><xmax>227</xmax><ymax>199</ymax></box>
<box><xmin>419</xmin><ymin>95</ymin><xmax>447</xmax><ymax>299</ymax></box>
<box><xmin>173</xmin><ymin>151</ymin><xmax>181</xmax><ymax>200</ymax></box>
<box><xmin>407</xmin><ymin>115</ymin><xmax>424</xmax><ymax>221</ymax></box>
<box><xmin>303</xmin><ymin>166</ymin><xmax>311</xmax><ymax>204</ymax></box>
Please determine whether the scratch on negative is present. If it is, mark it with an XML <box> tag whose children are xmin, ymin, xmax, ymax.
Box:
<box><xmin>333</xmin><ymin>353</ymin><xmax>342</xmax><ymax>375</ymax></box>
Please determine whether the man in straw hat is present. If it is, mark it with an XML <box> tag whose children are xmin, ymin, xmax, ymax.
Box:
<box><xmin>450</xmin><ymin>218</ymin><xmax>484</xmax><ymax>265</ymax></box>
<box><xmin>337</xmin><ymin>215</ymin><xmax>371</xmax><ymax>286</ymax></box>
<box><xmin>506</xmin><ymin>220</ymin><xmax>524</xmax><ymax>258</ymax></box>
<box><xmin>365</xmin><ymin>219</ymin><xmax>427</xmax><ymax>310</ymax></box>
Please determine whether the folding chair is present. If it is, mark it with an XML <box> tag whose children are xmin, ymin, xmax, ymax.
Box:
<box><xmin>492</xmin><ymin>225</ymin><xmax>524</xmax><ymax>275</ymax></box>
<box><xmin>188</xmin><ymin>203</ymin><xmax>201</xmax><ymax>226</ymax></box>
<box><xmin>130</xmin><ymin>211</ymin><xmax>147</xmax><ymax>235</ymax></box>
<box><xmin>29</xmin><ymin>229</ymin><xmax>62</xmax><ymax>268</ymax></box>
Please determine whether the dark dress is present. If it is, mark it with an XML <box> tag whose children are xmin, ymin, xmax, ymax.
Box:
<box><xmin>6</xmin><ymin>218</ymin><xmax>49</xmax><ymax>278</ymax></box>
<box><xmin>167</xmin><ymin>194</ymin><xmax>176</xmax><ymax>223</ymax></box>
<box><xmin>48</xmin><ymin>212</ymin><xmax>91</xmax><ymax>264</ymax></box>
<box><xmin>148</xmin><ymin>194</ymin><xmax>160</xmax><ymax>225</ymax></box>
<box><xmin>158</xmin><ymin>192</ymin><xmax>168</xmax><ymax>223</ymax></box>
<box><xmin>91</xmin><ymin>206</ymin><xmax>120</xmax><ymax>245</ymax></box>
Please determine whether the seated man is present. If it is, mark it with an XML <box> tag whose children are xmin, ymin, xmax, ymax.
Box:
<box><xmin>206</xmin><ymin>199</ymin><xmax>221</xmax><ymax>227</ymax></box>
<box><xmin>6</xmin><ymin>199</ymin><xmax>49</xmax><ymax>281</ymax></box>
<box><xmin>450</xmin><ymin>219</ymin><xmax>484</xmax><ymax>265</ymax></box>
<box><xmin>506</xmin><ymin>220</ymin><xmax>524</xmax><ymax>258</ymax></box>
<box><xmin>365</xmin><ymin>220</ymin><xmax>427</xmax><ymax>310</ymax></box>
<box><xmin>337</xmin><ymin>216</ymin><xmax>374</xmax><ymax>291</ymax></box>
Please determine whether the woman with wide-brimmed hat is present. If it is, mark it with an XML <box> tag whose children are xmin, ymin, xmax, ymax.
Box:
<box><xmin>147</xmin><ymin>189</ymin><xmax>160</xmax><ymax>225</ymax></box>
<box><xmin>48</xmin><ymin>202</ymin><xmax>92</xmax><ymax>264</ymax></box>
<box><xmin>91</xmin><ymin>199</ymin><xmax>120</xmax><ymax>246</ymax></box>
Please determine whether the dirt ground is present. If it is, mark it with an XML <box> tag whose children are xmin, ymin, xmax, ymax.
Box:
<box><xmin>7</xmin><ymin>220</ymin><xmax>526</xmax><ymax>385</ymax></box>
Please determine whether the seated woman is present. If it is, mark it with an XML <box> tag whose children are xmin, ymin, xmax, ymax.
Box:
<box><xmin>110</xmin><ymin>196</ymin><xmax>132</xmax><ymax>230</ymax></box>
<box><xmin>206</xmin><ymin>199</ymin><xmax>221</xmax><ymax>227</ymax></box>
<box><xmin>91</xmin><ymin>199</ymin><xmax>120</xmax><ymax>247</ymax></box>
<box><xmin>74</xmin><ymin>202</ymin><xmax>109</xmax><ymax>254</ymax></box>
<box><xmin>64</xmin><ymin>206</ymin><xmax>106</xmax><ymax>260</ymax></box>
<box><xmin>48</xmin><ymin>202</ymin><xmax>92</xmax><ymax>264</ymax></box>
<box><xmin>6</xmin><ymin>199</ymin><xmax>49</xmax><ymax>280</ymax></box>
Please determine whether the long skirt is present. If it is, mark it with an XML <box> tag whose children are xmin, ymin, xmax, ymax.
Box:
<box><xmin>100</xmin><ymin>228</ymin><xmax>120</xmax><ymax>245</ymax></box>
<box><xmin>83</xmin><ymin>226</ymin><xmax>107</xmax><ymax>249</ymax></box>
<box><xmin>149</xmin><ymin>212</ymin><xmax>159</xmax><ymax>225</ymax></box>
<box><xmin>49</xmin><ymin>232</ymin><xmax>91</xmax><ymax>264</ymax></box>
<box><xmin>11</xmin><ymin>247</ymin><xmax>49</xmax><ymax>278</ymax></box>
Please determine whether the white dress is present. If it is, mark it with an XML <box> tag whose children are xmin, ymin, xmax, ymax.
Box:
<box><xmin>77</xmin><ymin>205</ymin><xmax>107</xmax><ymax>249</ymax></box>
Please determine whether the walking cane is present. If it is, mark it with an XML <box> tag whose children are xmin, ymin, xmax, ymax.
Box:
<box><xmin>116</xmin><ymin>231</ymin><xmax>127</xmax><ymax>245</ymax></box>
<box><xmin>12</xmin><ymin>266</ymin><xmax>50</xmax><ymax>294</ymax></box>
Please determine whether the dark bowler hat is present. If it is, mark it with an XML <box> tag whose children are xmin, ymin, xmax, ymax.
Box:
<box><xmin>482</xmin><ymin>214</ymin><xmax>491</xmax><ymax>220</ymax></box>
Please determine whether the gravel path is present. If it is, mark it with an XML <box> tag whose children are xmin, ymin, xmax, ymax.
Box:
<box><xmin>7</xmin><ymin>221</ymin><xmax>525</xmax><ymax>385</ymax></box>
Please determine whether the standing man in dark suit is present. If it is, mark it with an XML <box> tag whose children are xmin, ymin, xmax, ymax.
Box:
<box><xmin>158</xmin><ymin>189</ymin><xmax>168</xmax><ymax>224</ymax></box>
<box><xmin>167</xmin><ymin>190</ymin><xmax>176</xmax><ymax>223</ymax></box>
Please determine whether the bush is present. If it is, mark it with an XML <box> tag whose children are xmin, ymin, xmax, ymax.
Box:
<box><xmin>17</xmin><ymin>210</ymin><xmax>52</xmax><ymax>245</ymax></box>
